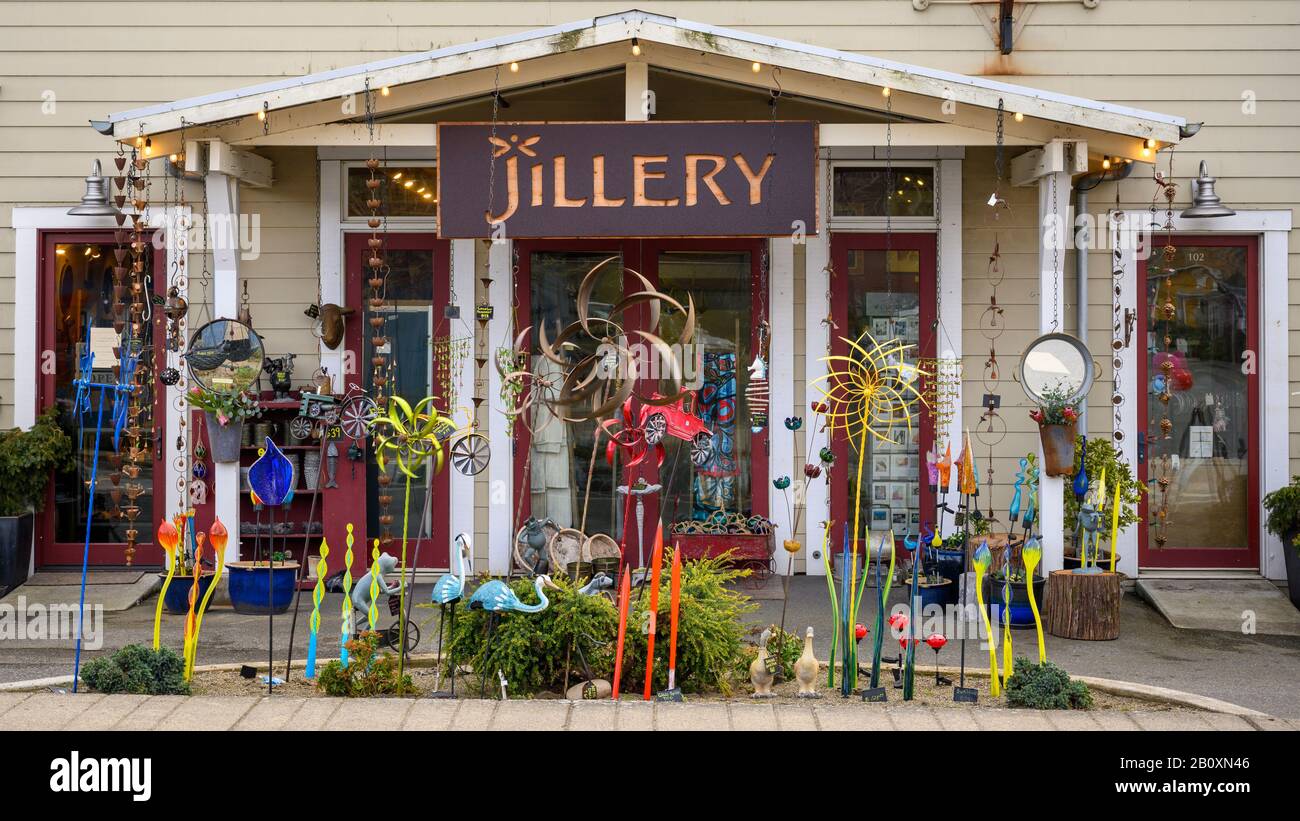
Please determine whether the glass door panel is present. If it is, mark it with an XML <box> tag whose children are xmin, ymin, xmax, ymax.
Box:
<box><xmin>1139</xmin><ymin>239</ymin><xmax>1258</xmax><ymax>568</ymax></box>
<box><xmin>42</xmin><ymin>236</ymin><xmax>163</xmax><ymax>566</ymax></box>
<box><xmin>524</xmin><ymin>250</ymin><xmax>626</xmax><ymax>538</ymax></box>
<box><xmin>656</xmin><ymin>250</ymin><xmax>754</xmax><ymax>526</ymax></box>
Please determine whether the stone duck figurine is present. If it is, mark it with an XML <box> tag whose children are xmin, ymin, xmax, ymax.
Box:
<box><xmin>794</xmin><ymin>626</ymin><xmax>820</xmax><ymax>698</ymax></box>
<box><xmin>749</xmin><ymin>628</ymin><xmax>775</xmax><ymax>698</ymax></box>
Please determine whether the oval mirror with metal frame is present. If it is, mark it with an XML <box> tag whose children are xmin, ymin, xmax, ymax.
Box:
<box><xmin>1018</xmin><ymin>332</ymin><xmax>1094</xmax><ymax>406</ymax></box>
<box><xmin>185</xmin><ymin>318</ymin><xmax>265</xmax><ymax>394</ymax></box>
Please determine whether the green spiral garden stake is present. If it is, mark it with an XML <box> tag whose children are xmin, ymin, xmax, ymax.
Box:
<box><xmin>821</xmin><ymin>521</ymin><xmax>839</xmax><ymax>688</ymax></box>
<box><xmin>367</xmin><ymin>539</ymin><xmax>380</xmax><ymax>632</ymax></box>
<box><xmin>340</xmin><ymin>523</ymin><xmax>355</xmax><ymax>668</ymax></box>
<box><xmin>305</xmin><ymin>537</ymin><xmax>329</xmax><ymax>679</ymax></box>
<box><xmin>868</xmin><ymin>532</ymin><xmax>895</xmax><ymax>689</ymax></box>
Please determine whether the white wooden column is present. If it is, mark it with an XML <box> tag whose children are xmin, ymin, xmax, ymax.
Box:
<box><xmin>768</xmin><ymin>238</ymin><xmax>796</xmax><ymax>574</ymax></box>
<box><xmin>802</xmin><ymin>157</ymin><xmax>831</xmax><ymax>576</ymax></box>
<box><xmin>484</xmin><ymin>240</ymin><xmax>513</xmax><ymax>575</ymax></box>
<box><xmin>625</xmin><ymin>61</ymin><xmax>649</xmax><ymax>121</ymax></box>
<box><xmin>1260</xmin><ymin>223</ymin><xmax>1291</xmax><ymax>581</ymax></box>
<box><xmin>1037</xmin><ymin>169</ymin><xmax>1071</xmax><ymax>573</ymax></box>
<box><xmin>317</xmin><ymin>157</ymin><xmax>345</xmax><ymax>382</ymax></box>
<box><xmin>450</xmin><ymin>239</ymin><xmax>477</xmax><ymax>556</ymax></box>
<box><xmin>937</xmin><ymin>158</ymin><xmax>964</xmax><ymax>453</ymax></box>
<box><xmin>205</xmin><ymin>170</ymin><xmax>242</xmax><ymax>563</ymax></box>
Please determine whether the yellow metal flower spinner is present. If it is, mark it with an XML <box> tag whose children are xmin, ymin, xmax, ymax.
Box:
<box><xmin>813</xmin><ymin>333</ymin><xmax>929</xmax><ymax>448</ymax></box>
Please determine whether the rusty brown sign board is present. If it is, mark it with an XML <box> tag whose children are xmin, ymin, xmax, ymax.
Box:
<box><xmin>436</xmin><ymin>121</ymin><xmax>818</xmax><ymax>238</ymax></box>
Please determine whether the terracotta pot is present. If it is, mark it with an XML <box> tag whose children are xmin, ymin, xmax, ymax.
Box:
<box><xmin>1038</xmin><ymin>422</ymin><xmax>1077</xmax><ymax>476</ymax></box>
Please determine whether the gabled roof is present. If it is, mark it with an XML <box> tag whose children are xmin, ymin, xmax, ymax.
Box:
<box><xmin>98</xmin><ymin>9</ymin><xmax>1186</xmax><ymax>149</ymax></box>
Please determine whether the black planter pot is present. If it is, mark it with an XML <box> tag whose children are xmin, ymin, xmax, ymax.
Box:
<box><xmin>982</xmin><ymin>573</ymin><xmax>1046</xmax><ymax>629</ymax></box>
<box><xmin>1284</xmin><ymin>529</ymin><xmax>1300</xmax><ymax>609</ymax></box>
<box><xmin>0</xmin><ymin>513</ymin><xmax>34</xmax><ymax>596</ymax></box>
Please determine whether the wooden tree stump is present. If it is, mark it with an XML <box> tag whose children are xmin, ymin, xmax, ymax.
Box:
<box><xmin>1045</xmin><ymin>569</ymin><xmax>1121</xmax><ymax>640</ymax></box>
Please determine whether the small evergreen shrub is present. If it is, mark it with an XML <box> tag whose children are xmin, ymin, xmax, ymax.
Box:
<box><xmin>316</xmin><ymin>631</ymin><xmax>415</xmax><ymax>696</ymax></box>
<box><xmin>448</xmin><ymin>574</ymin><xmax>618</xmax><ymax>697</ymax></box>
<box><xmin>80</xmin><ymin>644</ymin><xmax>190</xmax><ymax>695</ymax></box>
<box><xmin>1004</xmin><ymin>656</ymin><xmax>1093</xmax><ymax>710</ymax></box>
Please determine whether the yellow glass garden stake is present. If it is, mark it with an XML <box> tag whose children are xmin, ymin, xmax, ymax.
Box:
<box><xmin>1021</xmin><ymin>536</ymin><xmax>1046</xmax><ymax>663</ymax></box>
<box><xmin>340</xmin><ymin>523</ymin><xmax>356</xmax><ymax>667</ymax></box>
<box><xmin>972</xmin><ymin>542</ymin><xmax>999</xmax><ymax>697</ymax></box>
<box><xmin>1109</xmin><ymin>479</ymin><xmax>1121</xmax><ymax>573</ymax></box>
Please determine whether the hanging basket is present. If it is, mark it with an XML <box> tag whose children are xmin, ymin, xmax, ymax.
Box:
<box><xmin>1038</xmin><ymin>422</ymin><xmax>1077</xmax><ymax>476</ymax></box>
<box><xmin>206</xmin><ymin>413</ymin><xmax>244</xmax><ymax>463</ymax></box>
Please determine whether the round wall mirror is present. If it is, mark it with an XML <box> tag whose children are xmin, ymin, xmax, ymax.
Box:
<box><xmin>1018</xmin><ymin>332</ymin><xmax>1094</xmax><ymax>405</ymax></box>
<box><xmin>185</xmin><ymin>318</ymin><xmax>265</xmax><ymax>394</ymax></box>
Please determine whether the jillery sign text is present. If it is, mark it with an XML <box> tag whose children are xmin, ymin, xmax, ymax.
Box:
<box><xmin>436</xmin><ymin>121</ymin><xmax>817</xmax><ymax>238</ymax></box>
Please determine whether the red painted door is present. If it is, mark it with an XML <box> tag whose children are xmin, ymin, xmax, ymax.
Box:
<box><xmin>512</xmin><ymin>239</ymin><xmax>768</xmax><ymax>566</ymax></box>
<box><xmin>827</xmin><ymin>232</ymin><xmax>937</xmax><ymax>555</ymax></box>
<box><xmin>37</xmin><ymin>230</ymin><xmax>167</xmax><ymax>567</ymax></box>
<box><xmin>1137</xmin><ymin>235</ymin><xmax>1259</xmax><ymax>569</ymax></box>
<box><xmin>344</xmin><ymin>233</ymin><xmax>452</xmax><ymax>569</ymax></box>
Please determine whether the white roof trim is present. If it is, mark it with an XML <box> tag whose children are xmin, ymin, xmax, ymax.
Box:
<box><xmin>100</xmin><ymin>9</ymin><xmax>1185</xmax><ymax>143</ymax></box>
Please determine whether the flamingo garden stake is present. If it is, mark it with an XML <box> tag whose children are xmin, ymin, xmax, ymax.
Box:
<box><xmin>429</xmin><ymin>533</ymin><xmax>471</xmax><ymax>697</ymax></box>
<box><xmin>1022</xmin><ymin>536</ymin><xmax>1046</xmax><ymax>663</ymax></box>
<box><xmin>339</xmin><ymin>523</ymin><xmax>355</xmax><ymax>668</ymax></box>
<box><xmin>304</xmin><ymin>536</ymin><xmax>330</xmax><ymax>679</ymax></box>
<box><xmin>187</xmin><ymin>519</ymin><xmax>228</xmax><ymax>680</ymax></box>
<box><xmin>153</xmin><ymin>520</ymin><xmax>180</xmax><ymax>650</ymax></box>
<box><xmin>612</xmin><ymin>570</ymin><xmax>631</xmax><ymax>700</ymax></box>
<box><xmin>468</xmin><ymin>573</ymin><xmax>559</xmax><ymax>698</ymax></box>
<box><xmin>972</xmin><ymin>541</ymin><xmax>1000</xmax><ymax>697</ymax></box>
<box><xmin>642</xmin><ymin>525</ymin><xmax>665</xmax><ymax>700</ymax></box>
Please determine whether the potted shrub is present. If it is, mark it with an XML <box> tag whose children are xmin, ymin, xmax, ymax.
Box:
<box><xmin>1262</xmin><ymin>476</ymin><xmax>1300</xmax><ymax>607</ymax></box>
<box><xmin>1064</xmin><ymin>438</ymin><xmax>1144</xmax><ymax>571</ymax></box>
<box><xmin>184</xmin><ymin>387</ymin><xmax>261</xmax><ymax>463</ymax></box>
<box><xmin>1028</xmin><ymin>382</ymin><xmax>1079</xmax><ymax>476</ymax></box>
<box><xmin>0</xmin><ymin>408</ymin><xmax>73</xmax><ymax>595</ymax></box>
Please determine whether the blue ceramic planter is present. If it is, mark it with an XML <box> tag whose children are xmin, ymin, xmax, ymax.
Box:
<box><xmin>159</xmin><ymin>572</ymin><xmax>216</xmax><ymax>615</ymax></box>
<box><xmin>983</xmin><ymin>574</ymin><xmax>1046</xmax><ymax>629</ymax></box>
<box><xmin>226</xmin><ymin>562</ymin><xmax>299</xmax><ymax>615</ymax></box>
<box><xmin>918</xmin><ymin>579</ymin><xmax>953</xmax><ymax>610</ymax></box>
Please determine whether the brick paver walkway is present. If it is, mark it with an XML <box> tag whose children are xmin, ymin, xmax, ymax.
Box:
<box><xmin>1</xmin><ymin>692</ymin><xmax>1295</xmax><ymax>731</ymax></box>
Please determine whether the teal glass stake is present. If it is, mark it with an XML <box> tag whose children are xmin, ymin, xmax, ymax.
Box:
<box><xmin>839</xmin><ymin>528</ymin><xmax>852</xmax><ymax>697</ymax></box>
<box><xmin>903</xmin><ymin>531</ymin><xmax>920</xmax><ymax>700</ymax></box>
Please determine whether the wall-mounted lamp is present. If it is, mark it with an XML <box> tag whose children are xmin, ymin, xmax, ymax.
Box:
<box><xmin>1180</xmin><ymin>161</ymin><xmax>1235</xmax><ymax>218</ymax></box>
<box><xmin>67</xmin><ymin>160</ymin><xmax>120</xmax><ymax>217</ymax></box>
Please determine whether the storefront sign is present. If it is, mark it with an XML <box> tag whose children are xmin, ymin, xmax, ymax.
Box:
<box><xmin>436</xmin><ymin>121</ymin><xmax>817</xmax><ymax>238</ymax></box>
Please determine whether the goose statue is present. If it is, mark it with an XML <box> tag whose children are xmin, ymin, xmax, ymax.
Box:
<box><xmin>794</xmin><ymin>626</ymin><xmax>820</xmax><ymax>698</ymax></box>
<box><xmin>749</xmin><ymin>628</ymin><xmax>775</xmax><ymax>698</ymax></box>
<box><xmin>468</xmin><ymin>574</ymin><xmax>559</xmax><ymax>613</ymax></box>
<box><xmin>428</xmin><ymin>533</ymin><xmax>471</xmax><ymax>698</ymax></box>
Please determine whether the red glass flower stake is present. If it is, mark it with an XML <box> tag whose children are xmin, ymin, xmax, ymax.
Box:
<box><xmin>926</xmin><ymin>632</ymin><xmax>948</xmax><ymax>685</ymax></box>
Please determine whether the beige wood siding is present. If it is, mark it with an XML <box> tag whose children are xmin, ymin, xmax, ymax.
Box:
<box><xmin>1</xmin><ymin>1</ymin><xmax>1294</xmax><ymax>492</ymax></box>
